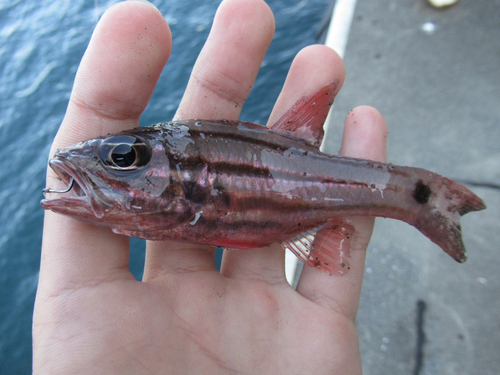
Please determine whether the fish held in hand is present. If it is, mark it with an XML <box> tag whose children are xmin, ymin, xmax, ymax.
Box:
<box><xmin>41</xmin><ymin>81</ymin><xmax>486</xmax><ymax>275</ymax></box>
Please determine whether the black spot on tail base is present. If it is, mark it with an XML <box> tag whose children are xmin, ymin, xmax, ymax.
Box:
<box><xmin>413</xmin><ymin>180</ymin><xmax>432</xmax><ymax>204</ymax></box>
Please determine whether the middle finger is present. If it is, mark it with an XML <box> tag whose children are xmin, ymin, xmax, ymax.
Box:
<box><xmin>144</xmin><ymin>0</ymin><xmax>275</xmax><ymax>280</ymax></box>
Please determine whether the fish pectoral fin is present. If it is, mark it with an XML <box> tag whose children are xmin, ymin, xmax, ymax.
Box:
<box><xmin>270</xmin><ymin>80</ymin><xmax>339</xmax><ymax>148</ymax></box>
<box><xmin>281</xmin><ymin>219</ymin><xmax>354</xmax><ymax>276</ymax></box>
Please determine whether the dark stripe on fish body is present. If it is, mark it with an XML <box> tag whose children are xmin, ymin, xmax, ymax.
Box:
<box><xmin>163</xmin><ymin>120</ymin><xmax>396</xmax><ymax>217</ymax></box>
<box><xmin>165</xmin><ymin>120</ymin><xmax>394</xmax><ymax>189</ymax></box>
<box><xmin>186</xmin><ymin>121</ymin><xmax>309</xmax><ymax>154</ymax></box>
<box><xmin>206</xmin><ymin>161</ymin><xmax>272</xmax><ymax>179</ymax></box>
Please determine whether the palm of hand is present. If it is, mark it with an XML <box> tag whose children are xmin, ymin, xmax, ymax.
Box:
<box><xmin>38</xmin><ymin>268</ymin><xmax>357</xmax><ymax>374</ymax></box>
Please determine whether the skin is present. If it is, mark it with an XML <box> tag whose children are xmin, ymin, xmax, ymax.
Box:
<box><xmin>33</xmin><ymin>1</ymin><xmax>388</xmax><ymax>374</ymax></box>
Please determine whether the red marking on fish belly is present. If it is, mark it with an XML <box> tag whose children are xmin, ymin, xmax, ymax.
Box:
<box><xmin>211</xmin><ymin>238</ymin><xmax>264</xmax><ymax>250</ymax></box>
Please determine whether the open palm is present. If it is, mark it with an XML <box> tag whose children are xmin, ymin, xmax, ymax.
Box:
<box><xmin>33</xmin><ymin>1</ymin><xmax>387</xmax><ymax>374</ymax></box>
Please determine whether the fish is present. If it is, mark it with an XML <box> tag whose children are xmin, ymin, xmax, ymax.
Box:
<box><xmin>41</xmin><ymin>81</ymin><xmax>486</xmax><ymax>275</ymax></box>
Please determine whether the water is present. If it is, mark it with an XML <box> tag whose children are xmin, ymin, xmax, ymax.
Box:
<box><xmin>0</xmin><ymin>0</ymin><xmax>330</xmax><ymax>372</ymax></box>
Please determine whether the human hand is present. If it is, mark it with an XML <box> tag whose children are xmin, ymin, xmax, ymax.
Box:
<box><xmin>33</xmin><ymin>1</ymin><xmax>387</xmax><ymax>374</ymax></box>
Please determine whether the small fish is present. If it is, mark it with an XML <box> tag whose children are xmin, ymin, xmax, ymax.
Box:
<box><xmin>41</xmin><ymin>81</ymin><xmax>486</xmax><ymax>275</ymax></box>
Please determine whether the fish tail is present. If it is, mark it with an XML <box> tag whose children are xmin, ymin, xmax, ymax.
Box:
<box><xmin>410</xmin><ymin>175</ymin><xmax>486</xmax><ymax>262</ymax></box>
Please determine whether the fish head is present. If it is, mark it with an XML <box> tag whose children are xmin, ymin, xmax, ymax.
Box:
<box><xmin>41</xmin><ymin>132</ymin><xmax>191</xmax><ymax>231</ymax></box>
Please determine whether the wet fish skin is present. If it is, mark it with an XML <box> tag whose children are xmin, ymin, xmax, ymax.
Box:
<box><xmin>41</xmin><ymin>82</ymin><xmax>486</xmax><ymax>273</ymax></box>
<box><xmin>41</xmin><ymin>119</ymin><xmax>485</xmax><ymax>263</ymax></box>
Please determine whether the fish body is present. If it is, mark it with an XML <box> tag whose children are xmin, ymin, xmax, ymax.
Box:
<box><xmin>42</xmin><ymin>83</ymin><xmax>485</xmax><ymax>273</ymax></box>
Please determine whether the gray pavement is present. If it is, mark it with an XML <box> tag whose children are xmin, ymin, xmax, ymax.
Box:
<box><xmin>321</xmin><ymin>0</ymin><xmax>500</xmax><ymax>374</ymax></box>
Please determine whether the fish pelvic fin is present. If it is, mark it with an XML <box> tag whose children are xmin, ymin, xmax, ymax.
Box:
<box><xmin>271</xmin><ymin>80</ymin><xmax>339</xmax><ymax>148</ymax></box>
<box><xmin>281</xmin><ymin>220</ymin><xmax>354</xmax><ymax>276</ymax></box>
<box><xmin>411</xmin><ymin>176</ymin><xmax>486</xmax><ymax>263</ymax></box>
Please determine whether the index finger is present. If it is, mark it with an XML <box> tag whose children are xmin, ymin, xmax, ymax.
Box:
<box><xmin>39</xmin><ymin>1</ymin><xmax>172</xmax><ymax>292</ymax></box>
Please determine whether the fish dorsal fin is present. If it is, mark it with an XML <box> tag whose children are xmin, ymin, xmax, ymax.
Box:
<box><xmin>281</xmin><ymin>219</ymin><xmax>354</xmax><ymax>276</ymax></box>
<box><xmin>271</xmin><ymin>80</ymin><xmax>339</xmax><ymax>148</ymax></box>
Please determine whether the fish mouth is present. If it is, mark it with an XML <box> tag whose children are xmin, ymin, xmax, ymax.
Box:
<box><xmin>43</xmin><ymin>159</ymin><xmax>85</xmax><ymax>195</ymax></box>
<box><xmin>41</xmin><ymin>159</ymin><xmax>108</xmax><ymax>218</ymax></box>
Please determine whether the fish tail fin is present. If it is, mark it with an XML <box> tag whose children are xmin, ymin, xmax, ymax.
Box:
<box><xmin>411</xmin><ymin>176</ymin><xmax>486</xmax><ymax>262</ymax></box>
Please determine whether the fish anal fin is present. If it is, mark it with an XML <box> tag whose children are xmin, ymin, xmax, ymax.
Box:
<box><xmin>271</xmin><ymin>80</ymin><xmax>339</xmax><ymax>148</ymax></box>
<box><xmin>281</xmin><ymin>219</ymin><xmax>354</xmax><ymax>276</ymax></box>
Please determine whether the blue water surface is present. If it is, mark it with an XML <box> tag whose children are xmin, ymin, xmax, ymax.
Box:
<box><xmin>0</xmin><ymin>0</ymin><xmax>330</xmax><ymax>372</ymax></box>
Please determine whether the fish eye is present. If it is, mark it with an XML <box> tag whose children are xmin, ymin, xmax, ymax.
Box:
<box><xmin>99</xmin><ymin>135</ymin><xmax>151</xmax><ymax>171</ymax></box>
